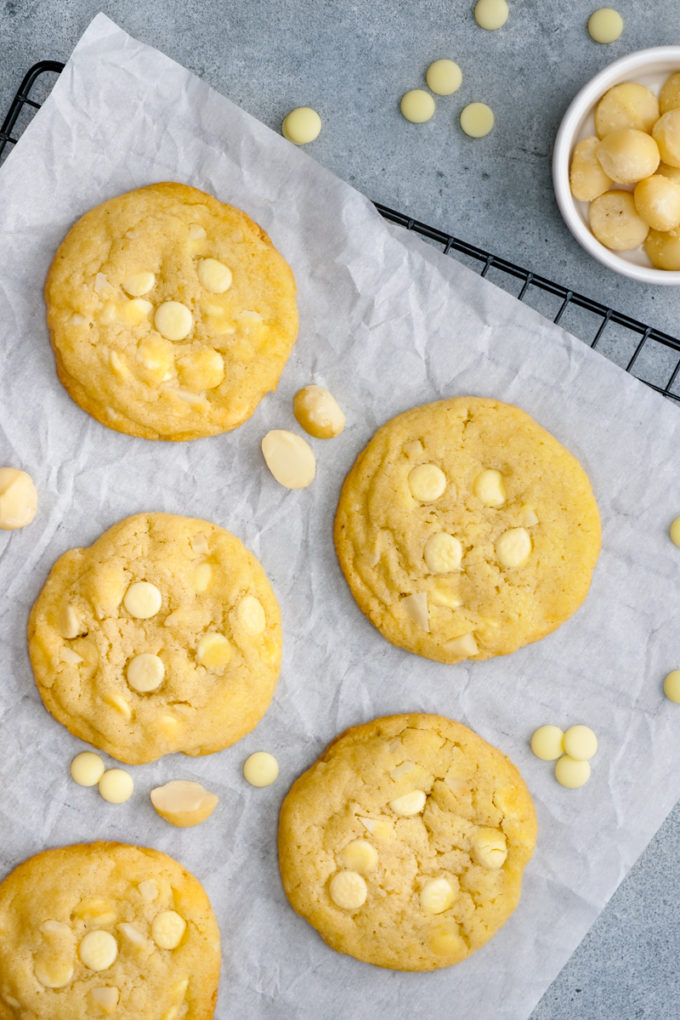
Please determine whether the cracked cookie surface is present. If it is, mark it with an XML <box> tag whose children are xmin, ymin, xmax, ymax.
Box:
<box><xmin>0</xmin><ymin>841</ymin><xmax>220</xmax><ymax>1020</ymax></box>
<box><xmin>334</xmin><ymin>396</ymin><xmax>601</xmax><ymax>664</ymax></box>
<box><xmin>278</xmin><ymin>713</ymin><xmax>537</xmax><ymax>970</ymax></box>
<box><xmin>28</xmin><ymin>513</ymin><xmax>281</xmax><ymax>764</ymax></box>
<box><xmin>45</xmin><ymin>182</ymin><xmax>298</xmax><ymax>440</ymax></box>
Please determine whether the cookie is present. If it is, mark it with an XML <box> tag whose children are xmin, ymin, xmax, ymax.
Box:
<box><xmin>45</xmin><ymin>182</ymin><xmax>298</xmax><ymax>440</ymax></box>
<box><xmin>334</xmin><ymin>396</ymin><xmax>601</xmax><ymax>664</ymax></box>
<box><xmin>278</xmin><ymin>713</ymin><xmax>537</xmax><ymax>970</ymax></box>
<box><xmin>28</xmin><ymin>513</ymin><xmax>281</xmax><ymax>764</ymax></box>
<box><xmin>0</xmin><ymin>841</ymin><xmax>220</xmax><ymax>1018</ymax></box>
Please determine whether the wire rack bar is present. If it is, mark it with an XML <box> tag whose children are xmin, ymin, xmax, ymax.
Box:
<box><xmin>3</xmin><ymin>61</ymin><xmax>680</xmax><ymax>404</ymax></box>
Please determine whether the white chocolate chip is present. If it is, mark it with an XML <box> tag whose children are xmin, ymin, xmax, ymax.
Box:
<box><xmin>429</xmin><ymin>584</ymin><xmax>463</xmax><ymax>609</ymax></box>
<box><xmin>193</xmin><ymin>562</ymin><xmax>212</xmax><ymax>593</ymax></box>
<box><xmin>124</xmin><ymin>581</ymin><xmax>162</xmax><ymax>619</ymax></box>
<box><xmin>79</xmin><ymin>931</ymin><xmax>118</xmax><ymax>971</ymax></box>
<box><xmin>60</xmin><ymin>647</ymin><xmax>83</xmax><ymax>666</ymax></box>
<box><xmin>154</xmin><ymin>301</ymin><xmax>193</xmax><ymax>341</ymax></box>
<box><xmin>156</xmin><ymin>714</ymin><xmax>180</xmax><ymax>736</ymax></box>
<box><xmin>261</xmin><ymin>430</ymin><xmax>316</xmax><ymax>489</ymax></box>
<box><xmin>177</xmin><ymin>348</ymin><xmax>225</xmax><ymax>391</ymax></box>
<box><xmin>282</xmin><ymin>106</ymin><xmax>322</xmax><ymax>144</ymax></box>
<box><xmin>474</xmin><ymin>468</ymin><xmax>506</xmax><ymax>507</ymax></box>
<box><xmin>530</xmin><ymin>725</ymin><xmax>564</xmax><ymax>761</ymax></box>
<box><xmin>555</xmin><ymin>754</ymin><xmax>591</xmax><ymax>788</ymax></box>
<box><xmin>151</xmin><ymin>910</ymin><xmax>186</xmax><ymax>950</ymax></box>
<box><xmin>293</xmin><ymin>385</ymin><xmax>346</xmax><ymax>439</ymax></box>
<box><xmin>122</xmin><ymin>271</ymin><xmax>155</xmax><ymax>297</ymax></box>
<box><xmin>40</xmin><ymin>920</ymin><xmax>71</xmax><ymax>936</ymax></box>
<box><xmin>389</xmin><ymin>790</ymin><xmax>426</xmax><ymax>816</ymax></box>
<box><xmin>88</xmin><ymin>986</ymin><xmax>120</xmax><ymax>1016</ymax></box>
<box><xmin>94</xmin><ymin>272</ymin><xmax>110</xmax><ymax>293</ymax></box>
<box><xmin>421</xmin><ymin>877</ymin><xmax>455</xmax><ymax>914</ymax></box>
<box><xmin>562</xmin><ymin>725</ymin><xmax>598</xmax><ymax>761</ymax></box>
<box><xmin>0</xmin><ymin>467</ymin><xmax>38</xmax><ymax>530</ymax></box>
<box><xmin>401</xmin><ymin>592</ymin><xmax>429</xmax><ymax>631</ymax></box>
<box><xmin>329</xmin><ymin>870</ymin><xmax>367</xmax><ymax>910</ymax></box>
<box><xmin>103</xmin><ymin>692</ymin><xmax>133</xmax><ymax>720</ymax></box>
<box><xmin>197</xmin><ymin>632</ymin><xmax>233</xmax><ymax>669</ymax></box>
<box><xmin>126</xmin><ymin>652</ymin><xmax>165</xmax><ymax>693</ymax></box>
<box><xmin>70</xmin><ymin>751</ymin><xmax>105</xmax><ymax>787</ymax></box>
<box><xmin>197</xmin><ymin>258</ymin><xmax>233</xmax><ymax>294</ymax></box>
<box><xmin>237</xmin><ymin>594</ymin><xmax>266</xmax><ymax>635</ymax></box>
<box><xmin>423</xmin><ymin>533</ymin><xmax>462</xmax><ymax>573</ymax></box>
<box><xmin>243</xmin><ymin>751</ymin><xmax>279</xmax><ymax>787</ymax></box>
<box><xmin>98</xmin><ymin>768</ymin><xmax>134</xmax><ymax>804</ymax></box>
<box><xmin>72</xmin><ymin>898</ymin><xmax>117</xmax><ymax>924</ymax></box>
<box><xmin>138</xmin><ymin>879</ymin><xmax>159</xmax><ymax>902</ymax></box>
<box><xmin>472</xmin><ymin>827</ymin><xmax>508</xmax><ymax>869</ymax></box>
<box><xmin>496</xmin><ymin>527</ymin><xmax>531</xmax><ymax>568</ymax></box>
<box><xmin>137</xmin><ymin>336</ymin><xmax>175</xmax><ymax>380</ymax></box>
<box><xmin>120</xmin><ymin>298</ymin><xmax>153</xmax><ymax>325</ymax></box>
<box><xmin>188</xmin><ymin>223</ymin><xmax>207</xmax><ymax>240</ymax></box>
<box><xmin>339</xmin><ymin>839</ymin><xmax>378</xmax><ymax>874</ymax></box>
<box><xmin>520</xmin><ymin>505</ymin><xmax>539</xmax><ymax>527</ymax></box>
<box><xmin>34</xmin><ymin>955</ymin><xmax>74</xmax><ymax>989</ymax></box>
<box><xmin>408</xmin><ymin>463</ymin><xmax>446</xmax><ymax>502</ymax></box>
<box><xmin>150</xmin><ymin>780</ymin><xmax>219</xmax><ymax>827</ymax></box>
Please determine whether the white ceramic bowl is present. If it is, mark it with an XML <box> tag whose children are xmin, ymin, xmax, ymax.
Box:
<box><xmin>553</xmin><ymin>46</ymin><xmax>680</xmax><ymax>285</ymax></box>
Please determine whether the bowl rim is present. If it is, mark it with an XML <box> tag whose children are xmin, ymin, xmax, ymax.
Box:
<box><xmin>553</xmin><ymin>45</ymin><xmax>680</xmax><ymax>286</ymax></box>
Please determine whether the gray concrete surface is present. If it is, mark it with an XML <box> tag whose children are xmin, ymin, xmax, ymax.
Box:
<box><xmin>1</xmin><ymin>2</ymin><xmax>679</xmax><ymax>1017</ymax></box>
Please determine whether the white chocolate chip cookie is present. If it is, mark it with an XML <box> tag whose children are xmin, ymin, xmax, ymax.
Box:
<box><xmin>45</xmin><ymin>182</ymin><xmax>298</xmax><ymax>440</ymax></box>
<box><xmin>334</xmin><ymin>396</ymin><xmax>601</xmax><ymax>664</ymax></box>
<box><xmin>278</xmin><ymin>714</ymin><xmax>537</xmax><ymax>970</ymax></box>
<box><xmin>28</xmin><ymin>513</ymin><xmax>281</xmax><ymax>764</ymax></box>
<box><xmin>0</xmin><ymin>842</ymin><xmax>220</xmax><ymax>1018</ymax></box>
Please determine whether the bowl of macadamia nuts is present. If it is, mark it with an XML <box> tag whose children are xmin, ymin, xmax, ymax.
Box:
<box><xmin>553</xmin><ymin>47</ymin><xmax>680</xmax><ymax>284</ymax></box>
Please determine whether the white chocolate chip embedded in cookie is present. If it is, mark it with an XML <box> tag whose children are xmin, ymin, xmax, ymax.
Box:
<box><xmin>177</xmin><ymin>348</ymin><xmax>224</xmax><ymax>391</ymax></box>
<box><xmin>154</xmin><ymin>301</ymin><xmax>193</xmax><ymax>342</ymax></box>
<box><xmin>34</xmin><ymin>954</ymin><xmax>74</xmax><ymax>989</ymax></box>
<box><xmin>152</xmin><ymin>911</ymin><xmax>186</xmax><ymax>950</ymax></box>
<box><xmin>79</xmin><ymin>931</ymin><xmax>118</xmax><ymax>971</ymax></box>
<box><xmin>329</xmin><ymin>871</ymin><xmax>367</xmax><ymax>910</ymax></box>
<box><xmin>237</xmin><ymin>594</ymin><xmax>267</xmax><ymax>635</ymax></box>
<box><xmin>0</xmin><ymin>467</ymin><xmax>38</xmax><ymax>530</ymax></box>
<box><xmin>408</xmin><ymin>463</ymin><xmax>446</xmax><ymax>502</ymax></box>
<box><xmin>196</xmin><ymin>632</ymin><xmax>233</xmax><ymax>669</ymax></box>
<box><xmin>197</xmin><ymin>258</ymin><xmax>232</xmax><ymax>294</ymax></box>
<box><xmin>126</xmin><ymin>653</ymin><xmax>165</xmax><ymax>693</ymax></box>
<box><xmin>338</xmin><ymin>840</ymin><xmax>378</xmax><ymax>874</ymax></box>
<box><xmin>472</xmin><ymin>827</ymin><xmax>508</xmax><ymax>869</ymax></box>
<box><xmin>474</xmin><ymin>468</ymin><xmax>506</xmax><ymax>507</ymax></box>
<box><xmin>424</xmin><ymin>533</ymin><xmax>462</xmax><ymax>573</ymax></box>
<box><xmin>389</xmin><ymin>789</ymin><xmax>426</xmax><ymax>816</ymax></box>
<box><xmin>122</xmin><ymin>271</ymin><xmax>155</xmax><ymax>297</ymax></box>
<box><xmin>421</xmin><ymin>877</ymin><xmax>455</xmax><ymax>914</ymax></box>
<box><xmin>496</xmin><ymin>527</ymin><xmax>531</xmax><ymax>568</ymax></box>
<box><xmin>124</xmin><ymin>581</ymin><xmax>162</xmax><ymax>619</ymax></box>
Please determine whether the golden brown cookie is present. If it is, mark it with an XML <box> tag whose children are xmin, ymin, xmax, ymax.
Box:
<box><xmin>278</xmin><ymin>713</ymin><xmax>537</xmax><ymax>970</ymax></box>
<box><xmin>45</xmin><ymin>182</ymin><xmax>298</xmax><ymax>440</ymax></box>
<box><xmin>28</xmin><ymin>513</ymin><xmax>281</xmax><ymax>764</ymax></box>
<box><xmin>0</xmin><ymin>841</ymin><xmax>220</xmax><ymax>1018</ymax></box>
<box><xmin>334</xmin><ymin>396</ymin><xmax>601</xmax><ymax>663</ymax></box>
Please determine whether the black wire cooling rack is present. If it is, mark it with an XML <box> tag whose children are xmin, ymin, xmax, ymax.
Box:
<box><xmin>4</xmin><ymin>59</ymin><xmax>680</xmax><ymax>403</ymax></box>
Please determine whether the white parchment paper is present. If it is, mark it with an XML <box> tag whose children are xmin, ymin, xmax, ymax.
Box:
<box><xmin>1</xmin><ymin>14</ymin><xmax>679</xmax><ymax>1019</ymax></box>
